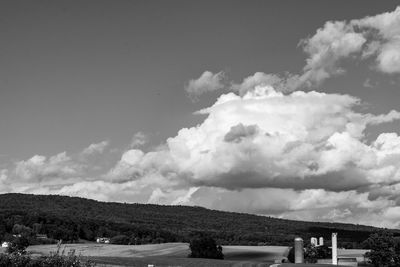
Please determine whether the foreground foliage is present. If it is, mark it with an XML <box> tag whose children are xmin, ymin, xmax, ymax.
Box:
<box><xmin>364</xmin><ymin>230</ymin><xmax>400</xmax><ymax>267</ymax></box>
<box><xmin>0</xmin><ymin>193</ymin><xmax>395</xmax><ymax>246</ymax></box>
<box><xmin>0</xmin><ymin>239</ymin><xmax>95</xmax><ymax>267</ymax></box>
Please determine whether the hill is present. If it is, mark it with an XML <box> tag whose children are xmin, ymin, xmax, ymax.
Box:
<box><xmin>0</xmin><ymin>193</ymin><xmax>394</xmax><ymax>247</ymax></box>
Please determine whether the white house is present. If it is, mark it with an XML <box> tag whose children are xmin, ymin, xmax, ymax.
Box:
<box><xmin>1</xmin><ymin>241</ymin><xmax>10</xmax><ymax>248</ymax></box>
<box><xmin>96</xmin><ymin>237</ymin><xmax>110</xmax><ymax>244</ymax></box>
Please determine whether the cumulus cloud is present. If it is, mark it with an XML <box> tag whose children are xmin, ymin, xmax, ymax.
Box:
<box><xmin>130</xmin><ymin>132</ymin><xmax>149</xmax><ymax>148</ymax></box>
<box><xmin>224</xmin><ymin>123</ymin><xmax>259</xmax><ymax>143</ymax></box>
<box><xmin>230</xmin><ymin>72</ymin><xmax>285</xmax><ymax>95</ymax></box>
<box><xmin>4</xmin><ymin>6</ymin><xmax>400</xmax><ymax>228</ymax></box>
<box><xmin>294</xmin><ymin>6</ymin><xmax>400</xmax><ymax>88</ymax></box>
<box><xmin>3</xmin><ymin>85</ymin><xmax>400</xmax><ymax>227</ymax></box>
<box><xmin>297</xmin><ymin>21</ymin><xmax>366</xmax><ymax>88</ymax></box>
<box><xmin>99</xmin><ymin>85</ymin><xmax>400</xmax><ymax>227</ymax></box>
<box><xmin>185</xmin><ymin>7</ymin><xmax>400</xmax><ymax>101</ymax></box>
<box><xmin>81</xmin><ymin>141</ymin><xmax>109</xmax><ymax>156</ymax></box>
<box><xmin>184</xmin><ymin>71</ymin><xmax>225</xmax><ymax>98</ymax></box>
<box><xmin>353</xmin><ymin>6</ymin><xmax>400</xmax><ymax>73</ymax></box>
<box><xmin>14</xmin><ymin>152</ymin><xmax>82</xmax><ymax>182</ymax></box>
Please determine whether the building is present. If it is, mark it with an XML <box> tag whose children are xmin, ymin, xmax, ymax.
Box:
<box><xmin>310</xmin><ymin>236</ymin><xmax>324</xmax><ymax>247</ymax></box>
<box><xmin>36</xmin><ymin>234</ymin><xmax>48</xmax><ymax>239</ymax></box>
<box><xmin>1</xmin><ymin>242</ymin><xmax>10</xmax><ymax>248</ymax></box>
<box><xmin>96</xmin><ymin>237</ymin><xmax>110</xmax><ymax>244</ymax></box>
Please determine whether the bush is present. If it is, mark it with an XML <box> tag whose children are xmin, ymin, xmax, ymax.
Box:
<box><xmin>1</xmin><ymin>239</ymin><xmax>96</xmax><ymax>267</ymax></box>
<box><xmin>110</xmin><ymin>234</ymin><xmax>130</xmax><ymax>245</ymax></box>
<box><xmin>6</xmin><ymin>236</ymin><xmax>30</xmax><ymax>254</ymax></box>
<box><xmin>0</xmin><ymin>253</ymin><xmax>32</xmax><ymax>267</ymax></box>
<box><xmin>35</xmin><ymin>249</ymin><xmax>95</xmax><ymax>267</ymax></box>
<box><xmin>288</xmin><ymin>244</ymin><xmax>332</xmax><ymax>263</ymax></box>
<box><xmin>189</xmin><ymin>235</ymin><xmax>223</xmax><ymax>259</ymax></box>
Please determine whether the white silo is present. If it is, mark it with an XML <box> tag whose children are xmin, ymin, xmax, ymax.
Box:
<box><xmin>332</xmin><ymin>233</ymin><xmax>338</xmax><ymax>265</ymax></box>
<box><xmin>319</xmin><ymin>237</ymin><xmax>324</xmax><ymax>246</ymax></box>
<box><xmin>294</xmin><ymin>237</ymin><xmax>304</xmax><ymax>263</ymax></box>
<box><xmin>311</xmin><ymin>237</ymin><xmax>318</xmax><ymax>246</ymax></box>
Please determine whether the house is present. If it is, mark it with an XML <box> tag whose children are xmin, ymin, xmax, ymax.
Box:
<box><xmin>96</xmin><ymin>237</ymin><xmax>110</xmax><ymax>244</ymax></box>
<box><xmin>36</xmin><ymin>234</ymin><xmax>48</xmax><ymax>239</ymax></box>
<box><xmin>1</xmin><ymin>241</ymin><xmax>10</xmax><ymax>248</ymax></box>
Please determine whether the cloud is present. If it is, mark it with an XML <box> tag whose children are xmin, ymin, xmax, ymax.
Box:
<box><xmin>184</xmin><ymin>71</ymin><xmax>225</xmax><ymax>99</ymax></box>
<box><xmin>363</xmin><ymin>78</ymin><xmax>374</xmax><ymax>88</ymax></box>
<box><xmin>81</xmin><ymin>141</ymin><xmax>109</xmax><ymax>156</ymax></box>
<box><xmin>109</xmin><ymin>85</ymin><xmax>400</xmax><ymax>192</ymax></box>
<box><xmin>97</xmin><ymin>85</ymin><xmax>400</xmax><ymax>227</ymax></box>
<box><xmin>14</xmin><ymin>152</ymin><xmax>82</xmax><ymax>182</ymax></box>
<box><xmin>184</xmin><ymin>7</ymin><xmax>400</xmax><ymax>100</ymax></box>
<box><xmin>297</xmin><ymin>21</ymin><xmax>366</xmax><ymax>88</ymax></box>
<box><xmin>4</xmin><ymin>6</ymin><xmax>400</xmax><ymax>228</ymax></box>
<box><xmin>230</xmin><ymin>72</ymin><xmax>285</xmax><ymax>95</ymax></box>
<box><xmin>130</xmin><ymin>132</ymin><xmax>148</xmax><ymax>148</ymax></box>
<box><xmin>353</xmin><ymin>6</ymin><xmax>400</xmax><ymax>73</ymax></box>
<box><xmin>224</xmin><ymin>123</ymin><xmax>259</xmax><ymax>143</ymax></box>
<box><xmin>294</xmin><ymin>6</ymin><xmax>400</xmax><ymax>88</ymax></box>
<box><xmin>3</xmin><ymin>85</ymin><xmax>400</xmax><ymax>227</ymax></box>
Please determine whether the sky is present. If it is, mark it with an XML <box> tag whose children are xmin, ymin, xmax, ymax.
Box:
<box><xmin>1</xmin><ymin>0</ymin><xmax>400</xmax><ymax>228</ymax></box>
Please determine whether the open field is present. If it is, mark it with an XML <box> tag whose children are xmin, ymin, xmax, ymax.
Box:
<box><xmin>26</xmin><ymin>243</ymin><xmax>288</xmax><ymax>266</ymax></box>
<box><xmin>0</xmin><ymin>243</ymin><xmax>369</xmax><ymax>267</ymax></box>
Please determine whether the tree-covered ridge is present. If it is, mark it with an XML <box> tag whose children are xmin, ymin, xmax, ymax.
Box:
<box><xmin>0</xmin><ymin>193</ymin><xmax>396</xmax><ymax>246</ymax></box>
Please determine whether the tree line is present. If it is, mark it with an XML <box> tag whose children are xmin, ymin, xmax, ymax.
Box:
<box><xmin>0</xmin><ymin>193</ymin><xmax>397</xmax><ymax>247</ymax></box>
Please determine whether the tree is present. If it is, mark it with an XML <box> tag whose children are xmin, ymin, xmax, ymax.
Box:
<box><xmin>304</xmin><ymin>243</ymin><xmax>318</xmax><ymax>263</ymax></box>
<box><xmin>110</xmin><ymin>235</ymin><xmax>130</xmax><ymax>245</ymax></box>
<box><xmin>189</xmin><ymin>235</ymin><xmax>224</xmax><ymax>259</ymax></box>
<box><xmin>364</xmin><ymin>230</ymin><xmax>399</xmax><ymax>267</ymax></box>
<box><xmin>6</xmin><ymin>236</ymin><xmax>30</xmax><ymax>255</ymax></box>
<box><xmin>288</xmin><ymin>243</ymin><xmax>332</xmax><ymax>263</ymax></box>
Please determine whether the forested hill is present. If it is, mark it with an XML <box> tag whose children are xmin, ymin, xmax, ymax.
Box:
<box><xmin>0</xmin><ymin>193</ymin><xmax>394</xmax><ymax>247</ymax></box>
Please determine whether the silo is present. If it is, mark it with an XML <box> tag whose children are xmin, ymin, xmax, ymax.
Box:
<box><xmin>311</xmin><ymin>237</ymin><xmax>318</xmax><ymax>246</ymax></box>
<box><xmin>294</xmin><ymin>237</ymin><xmax>304</xmax><ymax>263</ymax></box>
<box><xmin>332</xmin><ymin>233</ymin><xmax>338</xmax><ymax>265</ymax></box>
<box><xmin>319</xmin><ymin>237</ymin><xmax>324</xmax><ymax>246</ymax></box>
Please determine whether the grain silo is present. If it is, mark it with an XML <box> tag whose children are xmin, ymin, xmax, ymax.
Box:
<box><xmin>332</xmin><ymin>233</ymin><xmax>338</xmax><ymax>265</ymax></box>
<box><xmin>294</xmin><ymin>237</ymin><xmax>304</xmax><ymax>263</ymax></box>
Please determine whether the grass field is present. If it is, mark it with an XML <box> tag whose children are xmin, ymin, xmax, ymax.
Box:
<box><xmin>26</xmin><ymin>243</ymin><xmax>288</xmax><ymax>266</ymax></box>
<box><xmin>0</xmin><ymin>243</ymin><xmax>368</xmax><ymax>267</ymax></box>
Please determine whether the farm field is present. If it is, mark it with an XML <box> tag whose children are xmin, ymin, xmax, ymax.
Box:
<box><xmin>26</xmin><ymin>243</ymin><xmax>288</xmax><ymax>266</ymax></box>
<box><xmin>21</xmin><ymin>243</ymin><xmax>368</xmax><ymax>267</ymax></box>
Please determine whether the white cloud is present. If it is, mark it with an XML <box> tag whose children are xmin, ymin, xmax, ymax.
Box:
<box><xmin>100</xmin><ymin>86</ymin><xmax>400</xmax><ymax>227</ymax></box>
<box><xmin>185</xmin><ymin>71</ymin><xmax>225</xmax><ymax>98</ymax></box>
<box><xmin>81</xmin><ymin>141</ymin><xmax>109</xmax><ymax>156</ymax></box>
<box><xmin>185</xmin><ymin>7</ymin><xmax>400</xmax><ymax>98</ymax></box>
<box><xmin>231</xmin><ymin>72</ymin><xmax>284</xmax><ymax>95</ymax></box>
<box><xmin>130</xmin><ymin>132</ymin><xmax>148</xmax><ymax>148</ymax></box>
<box><xmin>297</xmin><ymin>20</ymin><xmax>366</xmax><ymax>88</ymax></box>
<box><xmin>14</xmin><ymin>152</ymin><xmax>81</xmax><ymax>182</ymax></box>
<box><xmin>353</xmin><ymin>6</ymin><xmax>400</xmax><ymax>73</ymax></box>
<box><xmin>4</xmin><ymin>85</ymin><xmax>400</xmax><ymax>227</ymax></box>
<box><xmin>293</xmin><ymin>6</ymin><xmax>400</xmax><ymax>88</ymax></box>
<box><xmin>4</xmin><ymin>6</ymin><xmax>400</xmax><ymax>228</ymax></box>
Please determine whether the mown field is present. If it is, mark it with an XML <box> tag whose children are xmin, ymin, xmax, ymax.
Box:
<box><xmin>24</xmin><ymin>243</ymin><xmax>288</xmax><ymax>266</ymax></box>
<box><xmin>7</xmin><ymin>242</ymin><xmax>365</xmax><ymax>267</ymax></box>
<box><xmin>0</xmin><ymin>243</ymin><xmax>369</xmax><ymax>267</ymax></box>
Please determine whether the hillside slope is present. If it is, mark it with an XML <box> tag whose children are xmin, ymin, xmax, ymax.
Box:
<box><xmin>0</xmin><ymin>193</ymin><xmax>392</xmax><ymax>246</ymax></box>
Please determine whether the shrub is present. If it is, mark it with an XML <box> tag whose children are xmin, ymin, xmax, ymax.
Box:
<box><xmin>1</xmin><ymin>239</ymin><xmax>96</xmax><ymax>267</ymax></box>
<box><xmin>6</xmin><ymin>236</ymin><xmax>30</xmax><ymax>254</ymax></box>
<box><xmin>189</xmin><ymin>235</ymin><xmax>223</xmax><ymax>259</ymax></box>
<box><xmin>110</xmin><ymin>234</ymin><xmax>130</xmax><ymax>245</ymax></box>
<box><xmin>288</xmin><ymin>244</ymin><xmax>332</xmax><ymax>263</ymax></box>
<box><xmin>35</xmin><ymin>248</ymin><xmax>95</xmax><ymax>267</ymax></box>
